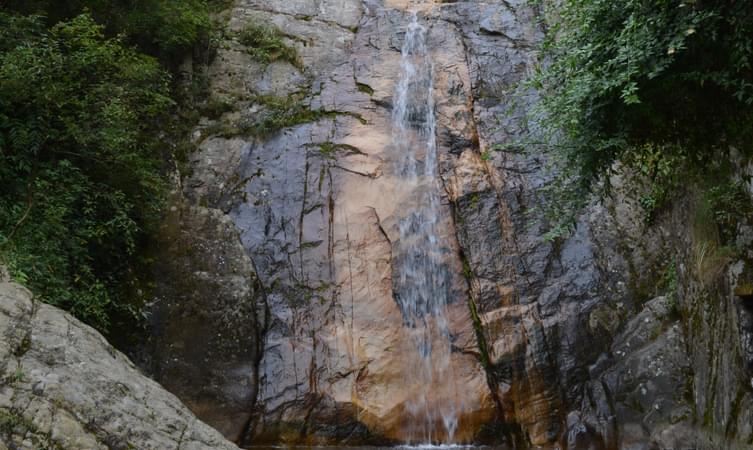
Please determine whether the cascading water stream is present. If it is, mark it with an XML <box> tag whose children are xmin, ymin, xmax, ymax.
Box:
<box><xmin>392</xmin><ymin>11</ymin><xmax>461</xmax><ymax>444</ymax></box>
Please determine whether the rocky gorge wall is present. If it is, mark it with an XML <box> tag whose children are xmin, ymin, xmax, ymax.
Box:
<box><xmin>141</xmin><ymin>0</ymin><xmax>753</xmax><ymax>449</ymax></box>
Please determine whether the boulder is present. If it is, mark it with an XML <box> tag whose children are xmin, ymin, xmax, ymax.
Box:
<box><xmin>0</xmin><ymin>272</ymin><xmax>239</xmax><ymax>450</ymax></box>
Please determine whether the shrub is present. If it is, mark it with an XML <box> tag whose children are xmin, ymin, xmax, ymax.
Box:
<box><xmin>0</xmin><ymin>13</ymin><xmax>172</xmax><ymax>330</ymax></box>
<box><xmin>528</xmin><ymin>0</ymin><xmax>753</xmax><ymax>231</ymax></box>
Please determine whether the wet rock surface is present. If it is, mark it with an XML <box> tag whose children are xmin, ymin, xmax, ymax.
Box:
<box><xmin>148</xmin><ymin>191</ymin><xmax>266</xmax><ymax>443</ymax></box>
<box><xmin>569</xmin><ymin>296</ymin><xmax>695</xmax><ymax>450</ymax></box>
<box><xmin>0</xmin><ymin>271</ymin><xmax>240</xmax><ymax>450</ymax></box>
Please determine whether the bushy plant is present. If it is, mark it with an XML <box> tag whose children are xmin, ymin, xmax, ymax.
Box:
<box><xmin>528</xmin><ymin>0</ymin><xmax>753</xmax><ymax>231</ymax></box>
<box><xmin>0</xmin><ymin>13</ymin><xmax>172</xmax><ymax>330</ymax></box>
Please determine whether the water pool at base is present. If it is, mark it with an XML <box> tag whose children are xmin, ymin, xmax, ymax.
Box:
<box><xmin>248</xmin><ymin>446</ymin><xmax>511</xmax><ymax>450</ymax></box>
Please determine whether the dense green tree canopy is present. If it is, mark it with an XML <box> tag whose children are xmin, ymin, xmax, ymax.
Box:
<box><xmin>3</xmin><ymin>0</ymin><xmax>217</xmax><ymax>60</ymax></box>
<box><xmin>0</xmin><ymin>2</ymin><xmax>217</xmax><ymax>330</ymax></box>
<box><xmin>0</xmin><ymin>13</ymin><xmax>172</xmax><ymax>329</ymax></box>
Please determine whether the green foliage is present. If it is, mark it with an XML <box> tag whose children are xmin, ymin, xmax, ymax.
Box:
<box><xmin>0</xmin><ymin>408</ymin><xmax>62</xmax><ymax>450</ymax></box>
<box><xmin>3</xmin><ymin>0</ymin><xmax>217</xmax><ymax>60</ymax></box>
<box><xmin>704</xmin><ymin>179</ymin><xmax>752</xmax><ymax>242</ymax></box>
<box><xmin>10</xmin><ymin>366</ymin><xmax>25</xmax><ymax>383</ymax></box>
<box><xmin>251</xmin><ymin>94</ymin><xmax>322</xmax><ymax>135</ymax></box>
<box><xmin>624</xmin><ymin>143</ymin><xmax>687</xmax><ymax>221</ymax></box>
<box><xmin>356</xmin><ymin>82</ymin><xmax>374</xmax><ymax>95</ymax></box>
<box><xmin>128</xmin><ymin>1</ymin><xmax>213</xmax><ymax>60</ymax></box>
<box><xmin>690</xmin><ymin>184</ymin><xmax>747</xmax><ymax>286</ymax></box>
<box><xmin>0</xmin><ymin>0</ymin><xmax>228</xmax><ymax>332</ymax></box>
<box><xmin>313</xmin><ymin>142</ymin><xmax>362</xmax><ymax>159</ymax></box>
<box><xmin>530</xmin><ymin>0</ymin><xmax>753</xmax><ymax>231</ymax></box>
<box><xmin>199</xmin><ymin>90</ymin><xmax>368</xmax><ymax>143</ymax></box>
<box><xmin>663</xmin><ymin>258</ymin><xmax>680</xmax><ymax>315</ymax></box>
<box><xmin>238</xmin><ymin>21</ymin><xmax>299</xmax><ymax>67</ymax></box>
<box><xmin>542</xmin><ymin>222</ymin><xmax>575</xmax><ymax>243</ymax></box>
<box><xmin>0</xmin><ymin>13</ymin><xmax>173</xmax><ymax>331</ymax></box>
<box><xmin>198</xmin><ymin>95</ymin><xmax>236</xmax><ymax>119</ymax></box>
<box><xmin>204</xmin><ymin>93</ymin><xmax>341</xmax><ymax>138</ymax></box>
<box><xmin>0</xmin><ymin>409</ymin><xmax>34</xmax><ymax>434</ymax></box>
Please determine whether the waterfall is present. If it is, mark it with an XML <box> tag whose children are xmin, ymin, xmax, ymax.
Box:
<box><xmin>392</xmin><ymin>11</ymin><xmax>460</xmax><ymax>444</ymax></box>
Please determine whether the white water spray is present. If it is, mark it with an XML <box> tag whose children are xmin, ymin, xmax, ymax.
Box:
<box><xmin>392</xmin><ymin>11</ymin><xmax>460</xmax><ymax>444</ymax></box>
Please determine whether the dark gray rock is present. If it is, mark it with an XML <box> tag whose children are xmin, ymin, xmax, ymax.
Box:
<box><xmin>148</xmin><ymin>196</ymin><xmax>266</xmax><ymax>443</ymax></box>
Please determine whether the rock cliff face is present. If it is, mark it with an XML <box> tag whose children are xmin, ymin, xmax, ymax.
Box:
<box><xmin>146</xmin><ymin>0</ymin><xmax>753</xmax><ymax>448</ymax></box>
<box><xmin>0</xmin><ymin>271</ymin><xmax>240</xmax><ymax>450</ymax></box>
<box><xmin>147</xmin><ymin>191</ymin><xmax>266</xmax><ymax>443</ymax></box>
